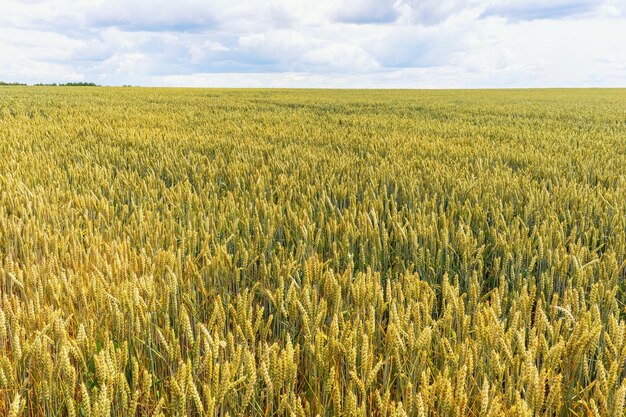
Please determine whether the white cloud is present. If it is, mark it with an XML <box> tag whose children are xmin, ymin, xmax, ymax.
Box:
<box><xmin>0</xmin><ymin>0</ymin><xmax>624</xmax><ymax>87</ymax></box>
<box><xmin>0</xmin><ymin>26</ymin><xmax>84</xmax><ymax>83</ymax></box>
<box><xmin>87</xmin><ymin>0</ymin><xmax>219</xmax><ymax>31</ymax></box>
<box><xmin>396</xmin><ymin>0</ymin><xmax>482</xmax><ymax>25</ymax></box>
<box><xmin>332</xmin><ymin>0</ymin><xmax>398</xmax><ymax>23</ymax></box>
<box><xmin>302</xmin><ymin>44</ymin><xmax>379</xmax><ymax>70</ymax></box>
<box><xmin>188</xmin><ymin>40</ymin><xmax>230</xmax><ymax>63</ymax></box>
<box><xmin>102</xmin><ymin>53</ymin><xmax>148</xmax><ymax>76</ymax></box>
<box><xmin>481</xmin><ymin>0</ymin><xmax>605</xmax><ymax>21</ymax></box>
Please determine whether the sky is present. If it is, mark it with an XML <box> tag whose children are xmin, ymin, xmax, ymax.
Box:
<box><xmin>0</xmin><ymin>0</ymin><xmax>625</xmax><ymax>88</ymax></box>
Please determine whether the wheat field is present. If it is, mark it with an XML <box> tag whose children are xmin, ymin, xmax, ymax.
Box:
<box><xmin>0</xmin><ymin>87</ymin><xmax>625</xmax><ymax>416</ymax></box>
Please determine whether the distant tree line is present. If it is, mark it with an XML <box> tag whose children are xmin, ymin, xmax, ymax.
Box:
<box><xmin>34</xmin><ymin>82</ymin><xmax>99</xmax><ymax>86</ymax></box>
<box><xmin>1</xmin><ymin>82</ymin><xmax>99</xmax><ymax>86</ymax></box>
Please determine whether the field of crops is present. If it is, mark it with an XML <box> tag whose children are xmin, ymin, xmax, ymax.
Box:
<box><xmin>0</xmin><ymin>87</ymin><xmax>625</xmax><ymax>416</ymax></box>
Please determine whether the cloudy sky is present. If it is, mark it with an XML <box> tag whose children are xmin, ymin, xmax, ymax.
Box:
<box><xmin>1</xmin><ymin>0</ymin><xmax>625</xmax><ymax>87</ymax></box>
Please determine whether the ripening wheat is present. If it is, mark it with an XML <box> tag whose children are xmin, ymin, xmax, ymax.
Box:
<box><xmin>0</xmin><ymin>86</ymin><xmax>625</xmax><ymax>416</ymax></box>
